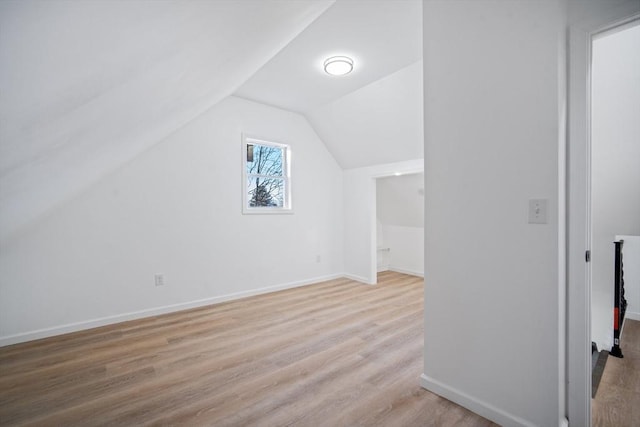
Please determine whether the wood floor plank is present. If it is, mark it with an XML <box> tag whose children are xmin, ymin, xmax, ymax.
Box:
<box><xmin>0</xmin><ymin>273</ymin><xmax>497</xmax><ymax>426</ymax></box>
<box><xmin>592</xmin><ymin>319</ymin><xmax>640</xmax><ymax>426</ymax></box>
<box><xmin>144</xmin><ymin>337</ymin><xmax>369</xmax><ymax>426</ymax></box>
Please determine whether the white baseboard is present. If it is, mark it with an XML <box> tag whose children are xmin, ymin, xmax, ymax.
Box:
<box><xmin>626</xmin><ymin>311</ymin><xmax>640</xmax><ymax>321</ymax></box>
<box><xmin>420</xmin><ymin>373</ymin><xmax>536</xmax><ymax>427</ymax></box>
<box><xmin>343</xmin><ymin>273</ymin><xmax>376</xmax><ymax>285</ymax></box>
<box><xmin>0</xmin><ymin>273</ymin><xmax>344</xmax><ymax>347</ymax></box>
<box><xmin>389</xmin><ymin>267</ymin><xmax>424</xmax><ymax>277</ymax></box>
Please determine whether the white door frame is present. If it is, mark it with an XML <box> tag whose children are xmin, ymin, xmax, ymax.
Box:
<box><xmin>567</xmin><ymin>2</ymin><xmax>640</xmax><ymax>425</ymax></box>
<box><xmin>371</xmin><ymin>171</ymin><xmax>424</xmax><ymax>285</ymax></box>
<box><xmin>371</xmin><ymin>168</ymin><xmax>424</xmax><ymax>284</ymax></box>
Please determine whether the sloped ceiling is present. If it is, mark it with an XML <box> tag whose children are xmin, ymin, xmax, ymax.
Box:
<box><xmin>235</xmin><ymin>0</ymin><xmax>422</xmax><ymax>114</ymax></box>
<box><xmin>0</xmin><ymin>0</ymin><xmax>424</xmax><ymax>240</ymax></box>
<box><xmin>235</xmin><ymin>0</ymin><xmax>423</xmax><ymax>170</ymax></box>
<box><xmin>0</xmin><ymin>0</ymin><xmax>334</xmax><ymax>240</ymax></box>
<box><xmin>307</xmin><ymin>61</ymin><xmax>423</xmax><ymax>169</ymax></box>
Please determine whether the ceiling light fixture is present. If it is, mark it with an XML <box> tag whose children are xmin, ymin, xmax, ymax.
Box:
<box><xmin>323</xmin><ymin>56</ymin><xmax>354</xmax><ymax>76</ymax></box>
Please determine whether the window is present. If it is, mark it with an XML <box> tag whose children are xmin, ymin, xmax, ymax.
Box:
<box><xmin>242</xmin><ymin>135</ymin><xmax>291</xmax><ymax>214</ymax></box>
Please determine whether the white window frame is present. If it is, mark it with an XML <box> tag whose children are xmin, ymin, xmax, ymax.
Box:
<box><xmin>241</xmin><ymin>134</ymin><xmax>292</xmax><ymax>214</ymax></box>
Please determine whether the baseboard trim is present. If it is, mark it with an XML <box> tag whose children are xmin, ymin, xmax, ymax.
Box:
<box><xmin>626</xmin><ymin>311</ymin><xmax>640</xmax><ymax>321</ymax></box>
<box><xmin>388</xmin><ymin>267</ymin><xmax>424</xmax><ymax>277</ymax></box>
<box><xmin>420</xmin><ymin>373</ymin><xmax>536</xmax><ymax>427</ymax></box>
<box><xmin>0</xmin><ymin>273</ymin><xmax>344</xmax><ymax>347</ymax></box>
<box><xmin>343</xmin><ymin>273</ymin><xmax>375</xmax><ymax>285</ymax></box>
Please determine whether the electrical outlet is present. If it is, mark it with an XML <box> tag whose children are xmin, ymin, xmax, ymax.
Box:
<box><xmin>316</xmin><ymin>255</ymin><xmax>322</xmax><ymax>263</ymax></box>
<box><xmin>528</xmin><ymin>199</ymin><xmax>548</xmax><ymax>224</ymax></box>
<box><xmin>155</xmin><ymin>274</ymin><xmax>165</xmax><ymax>286</ymax></box>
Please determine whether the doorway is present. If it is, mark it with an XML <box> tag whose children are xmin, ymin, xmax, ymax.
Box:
<box><xmin>375</xmin><ymin>172</ymin><xmax>425</xmax><ymax>279</ymax></box>
<box><xmin>567</xmin><ymin>6</ymin><xmax>640</xmax><ymax>425</ymax></box>
<box><xmin>590</xmin><ymin>19</ymin><xmax>640</xmax><ymax>422</ymax></box>
<box><xmin>590</xmin><ymin>20</ymin><xmax>640</xmax><ymax>358</ymax></box>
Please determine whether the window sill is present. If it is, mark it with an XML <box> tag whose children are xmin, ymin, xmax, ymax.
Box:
<box><xmin>242</xmin><ymin>208</ymin><xmax>294</xmax><ymax>215</ymax></box>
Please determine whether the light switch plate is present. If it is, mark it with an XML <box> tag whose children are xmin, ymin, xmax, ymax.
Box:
<box><xmin>528</xmin><ymin>199</ymin><xmax>547</xmax><ymax>224</ymax></box>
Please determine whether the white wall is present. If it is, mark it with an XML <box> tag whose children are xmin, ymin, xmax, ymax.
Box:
<box><xmin>343</xmin><ymin>160</ymin><xmax>423</xmax><ymax>284</ymax></box>
<box><xmin>376</xmin><ymin>173</ymin><xmax>424</xmax><ymax>276</ymax></box>
<box><xmin>591</xmin><ymin>24</ymin><xmax>640</xmax><ymax>351</ymax></box>
<box><xmin>0</xmin><ymin>96</ymin><xmax>344</xmax><ymax>345</ymax></box>
<box><xmin>380</xmin><ymin>226</ymin><xmax>424</xmax><ymax>277</ymax></box>
<box><xmin>376</xmin><ymin>172</ymin><xmax>424</xmax><ymax>228</ymax></box>
<box><xmin>376</xmin><ymin>220</ymin><xmax>390</xmax><ymax>272</ymax></box>
<box><xmin>422</xmin><ymin>1</ymin><xmax>565</xmax><ymax>426</ymax></box>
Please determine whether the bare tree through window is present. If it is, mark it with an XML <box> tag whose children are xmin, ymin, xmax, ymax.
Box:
<box><xmin>243</xmin><ymin>137</ymin><xmax>290</xmax><ymax>212</ymax></box>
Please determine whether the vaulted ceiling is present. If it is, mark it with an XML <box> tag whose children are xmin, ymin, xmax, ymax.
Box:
<box><xmin>0</xmin><ymin>0</ymin><xmax>423</xmax><ymax>240</ymax></box>
<box><xmin>235</xmin><ymin>0</ymin><xmax>423</xmax><ymax>169</ymax></box>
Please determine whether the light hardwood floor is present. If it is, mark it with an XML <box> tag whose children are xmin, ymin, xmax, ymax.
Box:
<box><xmin>592</xmin><ymin>319</ymin><xmax>640</xmax><ymax>426</ymax></box>
<box><xmin>0</xmin><ymin>272</ymin><xmax>496</xmax><ymax>426</ymax></box>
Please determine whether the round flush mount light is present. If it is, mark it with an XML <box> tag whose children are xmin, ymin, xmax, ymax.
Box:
<box><xmin>323</xmin><ymin>56</ymin><xmax>354</xmax><ymax>76</ymax></box>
